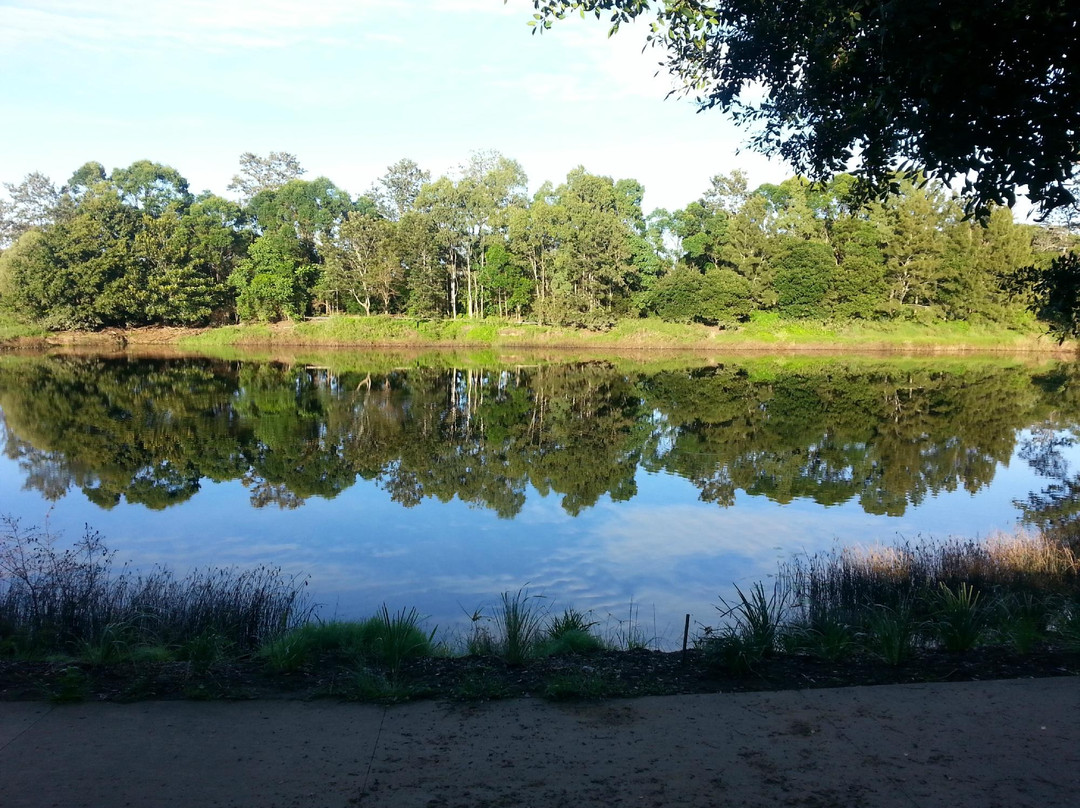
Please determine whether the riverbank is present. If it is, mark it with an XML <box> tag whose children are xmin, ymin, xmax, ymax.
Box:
<box><xmin>3</xmin><ymin>314</ymin><xmax>1077</xmax><ymax>355</ymax></box>
<box><xmin>3</xmin><ymin>524</ymin><xmax>1077</xmax><ymax>705</ymax></box>
<box><xmin>2</xmin><ymin>677</ymin><xmax>1077</xmax><ymax>808</ymax></box>
<box><xmin>2</xmin><ymin>640</ymin><xmax>1077</xmax><ymax>704</ymax></box>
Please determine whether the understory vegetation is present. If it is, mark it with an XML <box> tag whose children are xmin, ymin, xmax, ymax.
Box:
<box><xmin>1</xmin><ymin>517</ymin><xmax>1077</xmax><ymax>703</ymax></box>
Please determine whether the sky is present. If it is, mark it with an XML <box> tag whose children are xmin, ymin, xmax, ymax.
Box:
<box><xmin>0</xmin><ymin>0</ymin><xmax>794</xmax><ymax>214</ymax></box>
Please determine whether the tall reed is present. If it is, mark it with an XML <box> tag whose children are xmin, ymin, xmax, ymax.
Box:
<box><xmin>0</xmin><ymin>517</ymin><xmax>309</xmax><ymax>655</ymax></box>
<box><xmin>782</xmin><ymin>531</ymin><xmax>1079</xmax><ymax>626</ymax></box>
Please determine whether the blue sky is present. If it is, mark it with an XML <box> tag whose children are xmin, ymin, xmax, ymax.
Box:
<box><xmin>0</xmin><ymin>0</ymin><xmax>793</xmax><ymax>213</ymax></box>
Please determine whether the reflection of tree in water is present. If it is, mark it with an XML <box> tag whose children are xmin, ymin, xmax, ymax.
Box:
<box><xmin>640</xmin><ymin>362</ymin><xmax>1046</xmax><ymax>516</ymax></box>
<box><xmin>1019</xmin><ymin>427</ymin><xmax>1074</xmax><ymax>480</ymax></box>
<box><xmin>0</xmin><ymin>358</ymin><xmax>241</xmax><ymax>509</ymax></box>
<box><xmin>1015</xmin><ymin>367</ymin><xmax>1080</xmax><ymax>551</ymax></box>
<box><xmin>0</xmin><ymin>355</ymin><xmax>1077</xmax><ymax>519</ymax></box>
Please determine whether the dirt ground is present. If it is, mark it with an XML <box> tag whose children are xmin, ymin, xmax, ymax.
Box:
<box><xmin>1</xmin><ymin>676</ymin><xmax>1077</xmax><ymax>808</ymax></box>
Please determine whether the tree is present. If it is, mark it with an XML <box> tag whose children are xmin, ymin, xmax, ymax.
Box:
<box><xmin>528</xmin><ymin>1</ymin><xmax>1080</xmax><ymax>215</ymax></box>
<box><xmin>459</xmin><ymin>151</ymin><xmax>529</xmax><ymax>318</ymax></box>
<box><xmin>110</xmin><ymin>160</ymin><xmax>192</xmax><ymax>216</ymax></box>
<box><xmin>227</xmin><ymin>151</ymin><xmax>306</xmax><ymax>202</ymax></box>
<box><xmin>828</xmin><ymin>216</ymin><xmax>886</xmax><ymax>319</ymax></box>
<box><xmin>125</xmin><ymin>210</ymin><xmax>221</xmax><ymax>325</ymax></box>
<box><xmin>323</xmin><ymin>213</ymin><xmax>402</xmax><ymax>315</ymax></box>
<box><xmin>397</xmin><ymin>211</ymin><xmax>447</xmax><ymax>317</ymax></box>
<box><xmin>3</xmin><ymin>190</ymin><xmax>141</xmax><ymax>329</ymax></box>
<box><xmin>940</xmin><ymin>207</ymin><xmax>1033</xmax><ymax>324</ymax></box>
<box><xmin>1013</xmin><ymin>252</ymin><xmax>1080</xmax><ymax>342</ymax></box>
<box><xmin>548</xmin><ymin>167</ymin><xmax>639</xmax><ymax>324</ymax></box>
<box><xmin>1</xmin><ymin>172</ymin><xmax>61</xmax><ymax>246</ymax></box>
<box><xmin>720</xmin><ymin>193</ymin><xmax>775</xmax><ymax>309</ymax></box>
<box><xmin>480</xmin><ymin>242</ymin><xmax>533</xmax><ymax>317</ymax></box>
<box><xmin>66</xmin><ymin>162</ymin><xmax>107</xmax><ymax>197</ymax></box>
<box><xmin>230</xmin><ymin>227</ymin><xmax>316</xmax><ymax>321</ymax></box>
<box><xmin>773</xmin><ymin>238</ymin><xmax>834</xmax><ymax>319</ymax></box>
<box><xmin>875</xmin><ymin>178</ymin><xmax>951</xmax><ymax>316</ymax></box>
<box><xmin>183</xmin><ymin>194</ymin><xmax>251</xmax><ymax>289</ymax></box>
<box><xmin>371</xmin><ymin>158</ymin><xmax>430</xmax><ymax>221</ymax></box>
<box><xmin>248</xmin><ymin>177</ymin><xmax>353</xmax><ymax>248</ymax></box>
<box><xmin>506</xmin><ymin>186</ymin><xmax>563</xmax><ymax>316</ymax></box>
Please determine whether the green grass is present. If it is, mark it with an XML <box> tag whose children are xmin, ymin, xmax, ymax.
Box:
<box><xmin>449</xmin><ymin>669</ymin><xmax>514</xmax><ymax>702</ymax></box>
<box><xmin>259</xmin><ymin>607</ymin><xmax>434</xmax><ymax>674</ymax></box>
<box><xmin>173</xmin><ymin>314</ymin><xmax>1071</xmax><ymax>355</ymax></box>
<box><xmin>698</xmin><ymin>628</ymin><xmax>767</xmax><ymax>674</ymax></box>
<box><xmin>935</xmin><ymin>582</ymin><xmax>987</xmax><ymax>653</ymax></box>
<box><xmin>0</xmin><ymin>310</ymin><xmax>46</xmax><ymax>344</ymax></box>
<box><xmin>539</xmin><ymin>608</ymin><xmax>606</xmax><ymax>656</ymax></box>
<box><xmin>541</xmin><ymin>671</ymin><xmax>632</xmax><ymax>701</ymax></box>
<box><xmin>494</xmin><ymin>588</ymin><xmax>548</xmax><ymax>665</ymax></box>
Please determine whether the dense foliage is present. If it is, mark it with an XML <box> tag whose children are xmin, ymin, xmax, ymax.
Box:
<box><xmin>0</xmin><ymin>153</ymin><xmax>1076</xmax><ymax>331</ymax></box>
<box><xmin>528</xmin><ymin>1</ymin><xmax>1080</xmax><ymax>216</ymax></box>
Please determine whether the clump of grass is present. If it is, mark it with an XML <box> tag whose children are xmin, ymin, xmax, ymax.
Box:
<box><xmin>994</xmin><ymin>593</ymin><xmax>1052</xmax><ymax>654</ymax></box>
<box><xmin>494</xmin><ymin>588</ymin><xmax>547</xmax><ymax>665</ymax></box>
<box><xmin>372</xmin><ymin>604</ymin><xmax>435</xmax><ymax>675</ymax></box>
<box><xmin>782</xmin><ymin>531</ymin><xmax>1080</xmax><ymax>656</ymax></box>
<box><xmin>548</xmin><ymin>607</ymin><xmax>594</xmax><ymax>637</ymax></box>
<box><xmin>605</xmin><ymin>599</ymin><xmax>656</xmax><ymax>651</ymax></box>
<box><xmin>865</xmin><ymin>604</ymin><xmax>921</xmax><ymax>665</ymax></box>
<box><xmin>698</xmin><ymin>628</ymin><xmax>765</xmax><ymax>674</ymax></box>
<box><xmin>717</xmin><ymin>582</ymin><xmax>790</xmax><ymax>656</ymax></box>
<box><xmin>45</xmin><ymin>666</ymin><xmax>90</xmax><ymax>704</ymax></box>
<box><xmin>260</xmin><ymin>607</ymin><xmax>433</xmax><ymax>675</ymax></box>
<box><xmin>785</xmin><ymin>608</ymin><xmax>856</xmax><ymax>661</ymax></box>
<box><xmin>175</xmin><ymin>630</ymin><xmax>234</xmax><ymax>667</ymax></box>
<box><xmin>935</xmin><ymin>582</ymin><xmax>986</xmax><ymax>652</ymax></box>
<box><xmin>784</xmin><ymin>532</ymin><xmax>1079</xmax><ymax>622</ymax></box>
<box><xmin>698</xmin><ymin>582</ymin><xmax>791</xmax><ymax>674</ymax></box>
<box><xmin>540</xmin><ymin>608</ymin><xmax>605</xmax><ymax>656</ymax></box>
<box><xmin>460</xmin><ymin>602</ymin><xmax>500</xmax><ymax>656</ymax></box>
<box><xmin>331</xmin><ymin>668</ymin><xmax>431</xmax><ymax>703</ymax></box>
<box><xmin>1059</xmin><ymin>602</ymin><xmax>1080</xmax><ymax>651</ymax></box>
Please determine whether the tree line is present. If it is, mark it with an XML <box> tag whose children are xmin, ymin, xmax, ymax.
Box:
<box><xmin>0</xmin><ymin>151</ymin><xmax>1076</xmax><ymax>331</ymax></box>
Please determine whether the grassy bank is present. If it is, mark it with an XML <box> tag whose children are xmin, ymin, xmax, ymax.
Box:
<box><xmin>2</xmin><ymin>517</ymin><xmax>1078</xmax><ymax>703</ymax></box>
<box><xmin>0</xmin><ymin>312</ymin><xmax>46</xmax><ymax>345</ymax></box>
<box><xmin>171</xmin><ymin>315</ymin><xmax>1076</xmax><ymax>355</ymax></box>
<box><xmin>3</xmin><ymin>312</ymin><xmax>1074</xmax><ymax>356</ymax></box>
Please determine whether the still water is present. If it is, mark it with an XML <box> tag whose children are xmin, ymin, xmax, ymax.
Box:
<box><xmin>1</xmin><ymin>352</ymin><xmax>1077</xmax><ymax>644</ymax></box>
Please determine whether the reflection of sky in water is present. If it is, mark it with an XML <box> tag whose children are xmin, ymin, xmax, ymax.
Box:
<box><xmin>3</xmin><ymin>422</ymin><xmax>1076</xmax><ymax>648</ymax></box>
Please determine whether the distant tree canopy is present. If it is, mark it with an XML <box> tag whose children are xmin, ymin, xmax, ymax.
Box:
<box><xmin>0</xmin><ymin>152</ymin><xmax>1077</xmax><ymax>331</ymax></box>
<box><xmin>527</xmin><ymin>1</ymin><xmax>1080</xmax><ymax>216</ymax></box>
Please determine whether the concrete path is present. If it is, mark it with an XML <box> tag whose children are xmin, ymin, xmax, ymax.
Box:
<box><xmin>1</xmin><ymin>677</ymin><xmax>1077</xmax><ymax>808</ymax></box>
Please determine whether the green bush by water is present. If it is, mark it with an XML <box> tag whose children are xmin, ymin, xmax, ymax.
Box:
<box><xmin>260</xmin><ymin>607</ymin><xmax>434</xmax><ymax>674</ymax></box>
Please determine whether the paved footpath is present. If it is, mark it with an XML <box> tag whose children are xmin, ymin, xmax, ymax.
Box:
<box><xmin>1</xmin><ymin>677</ymin><xmax>1077</xmax><ymax>808</ymax></box>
